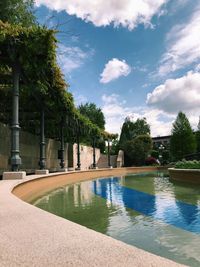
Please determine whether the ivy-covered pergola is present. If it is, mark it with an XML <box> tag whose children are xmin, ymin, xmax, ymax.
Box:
<box><xmin>0</xmin><ymin>21</ymin><xmax>116</xmax><ymax>175</ymax></box>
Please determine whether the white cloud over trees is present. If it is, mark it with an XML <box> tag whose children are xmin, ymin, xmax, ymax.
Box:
<box><xmin>57</xmin><ymin>44</ymin><xmax>94</xmax><ymax>73</ymax></box>
<box><xmin>35</xmin><ymin>0</ymin><xmax>168</xmax><ymax>30</ymax></box>
<box><xmin>147</xmin><ymin>71</ymin><xmax>200</xmax><ymax>114</ymax></box>
<box><xmin>100</xmin><ymin>58</ymin><xmax>131</xmax><ymax>83</ymax></box>
<box><xmin>101</xmin><ymin>94</ymin><xmax>174</xmax><ymax>137</ymax></box>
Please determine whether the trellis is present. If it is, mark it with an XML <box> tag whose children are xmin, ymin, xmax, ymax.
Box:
<box><xmin>0</xmin><ymin>21</ymin><xmax>116</xmax><ymax>172</ymax></box>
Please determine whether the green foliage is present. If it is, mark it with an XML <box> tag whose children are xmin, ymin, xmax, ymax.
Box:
<box><xmin>119</xmin><ymin>117</ymin><xmax>151</xmax><ymax>166</ymax></box>
<box><xmin>151</xmin><ymin>150</ymin><xmax>159</xmax><ymax>158</ymax></box>
<box><xmin>124</xmin><ymin>134</ymin><xmax>152</xmax><ymax>166</ymax></box>
<box><xmin>162</xmin><ymin>150</ymin><xmax>170</xmax><ymax>164</ymax></box>
<box><xmin>119</xmin><ymin>116</ymin><xmax>150</xmax><ymax>149</ymax></box>
<box><xmin>78</xmin><ymin>103</ymin><xmax>105</xmax><ymax>130</ymax></box>
<box><xmin>96</xmin><ymin>139</ymin><xmax>106</xmax><ymax>154</ymax></box>
<box><xmin>136</xmin><ymin>135</ymin><xmax>152</xmax><ymax>154</ymax></box>
<box><xmin>196</xmin><ymin>131</ymin><xmax>200</xmax><ymax>153</ymax></box>
<box><xmin>170</xmin><ymin>112</ymin><xmax>196</xmax><ymax>161</ymax></box>
<box><xmin>132</xmin><ymin>118</ymin><xmax>151</xmax><ymax>136</ymax></box>
<box><xmin>110</xmin><ymin>139</ymin><xmax>119</xmax><ymax>155</ymax></box>
<box><xmin>175</xmin><ymin>159</ymin><xmax>200</xmax><ymax>169</ymax></box>
<box><xmin>0</xmin><ymin>21</ymin><xmax>116</xmax><ymax>143</ymax></box>
<box><xmin>195</xmin><ymin>119</ymin><xmax>200</xmax><ymax>152</ymax></box>
<box><xmin>78</xmin><ymin>102</ymin><xmax>118</xmax><ymax>152</ymax></box>
<box><xmin>0</xmin><ymin>0</ymin><xmax>36</xmax><ymax>27</ymax></box>
<box><xmin>124</xmin><ymin>140</ymin><xmax>143</xmax><ymax>166</ymax></box>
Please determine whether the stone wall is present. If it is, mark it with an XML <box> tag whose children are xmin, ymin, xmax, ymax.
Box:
<box><xmin>0</xmin><ymin>122</ymin><xmax>68</xmax><ymax>174</ymax></box>
<box><xmin>0</xmin><ymin>123</ymin><xmax>11</xmax><ymax>174</ymax></box>
<box><xmin>73</xmin><ymin>143</ymin><xmax>101</xmax><ymax>170</ymax></box>
<box><xmin>0</xmin><ymin>122</ymin><xmax>100</xmax><ymax>175</ymax></box>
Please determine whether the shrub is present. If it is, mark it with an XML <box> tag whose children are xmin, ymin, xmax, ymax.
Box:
<box><xmin>151</xmin><ymin>150</ymin><xmax>159</xmax><ymax>158</ymax></box>
<box><xmin>123</xmin><ymin>134</ymin><xmax>152</xmax><ymax>166</ymax></box>
<box><xmin>175</xmin><ymin>159</ymin><xmax>200</xmax><ymax>169</ymax></box>
<box><xmin>145</xmin><ymin>156</ymin><xmax>159</xmax><ymax>166</ymax></box>
<box><xmin>162</xmin><ymin>150</ymin><xmax>170</xmax><ymax>164</ymax></box>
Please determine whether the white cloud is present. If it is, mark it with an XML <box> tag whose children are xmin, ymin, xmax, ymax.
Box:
<box><xmin>158</xmin><ymin>7</ymin><xmax>200</xmax><ymax>76</ymax></box>
<box><xmin>100</xmin><ymin>58</ymin><xmax>131</xmax><ymax>83</ymax></box>
<box><xmin>101</xmin><ymin>94</ymin><xmax>174</xmax><ymax>137</ymax></box>
<box><xmin>35</xmin><ymin>0</ymin><xmax>168</xmax><ymax>30</ymax></box>
<box><xmin>147</xmin><ymin>71</ymin><xmax>200</xmax><ymax>114</ymax></box>
<box><xmin>57</xmin><ymin>44</ymin><xmax>94</xmax><ymax>73</ymax></box>
<box><xmin>195</xmin><ymin>64</ymin><xmax>200</xmax><ymax>72</ymax></box>
<box><xmin>101</xmin><ymin>94</ymin><xmax>134</xmax><ymax>134</ymax></box>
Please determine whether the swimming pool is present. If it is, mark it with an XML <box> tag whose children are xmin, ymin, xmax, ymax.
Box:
<box><xmin>32</xmin><ymin>172</ymin><xmax>200</xmax><ymax>266</ymax></box>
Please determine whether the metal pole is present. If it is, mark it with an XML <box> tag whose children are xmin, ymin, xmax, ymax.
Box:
<box><xmin>108</xmin><ymin>140</ymin><xmax>111</xmax><ymax>167</ymax></box>
<box><xmin>10</xmin><ymin>62</ymin><xmax>22</xmax><ymax>171</ymax></box>
<box><xmin>60</xmin><ymin>119</ymin><xmax>65</xmax><ymax>169</ymax></box>
<box><xmin>77</xmin><ymin>126</ymin><xmax>81</xmax><ymax>170</ymax></box>
<box><xmin>92</xmin><ymin>137</ymin><xmax>96</xmax><ymax>168</ymax></box>
<box><xmin>39</xmin><ymin>109</ymin><xmax>46</xmax><ymax>170</ymax></box>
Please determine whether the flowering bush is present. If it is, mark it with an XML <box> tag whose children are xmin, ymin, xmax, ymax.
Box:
<box><xmin>145</xmin><ymin>156</ymin><xmax>159</xmax><ymax>166</ymax></box>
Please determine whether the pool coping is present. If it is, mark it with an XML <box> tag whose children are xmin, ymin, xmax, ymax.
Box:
<box><xmin>0</xmin><ymin>167</ymin><xmax>186</xmax><ymax>267</ymax></box>
<box><xmin>169</xmin><ymin>167</ymin><xmax>200</xmax><ymax>184</ymax></box>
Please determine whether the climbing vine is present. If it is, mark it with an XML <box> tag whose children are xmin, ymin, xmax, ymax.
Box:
<box><xmin>0</xmin><ymin>21</ymin><xmax>116</xmax><ymax>143</ymax></box>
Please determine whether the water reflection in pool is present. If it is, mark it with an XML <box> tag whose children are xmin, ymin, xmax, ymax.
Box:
<box><xmin>32</xmin><ymin>172</ymin><xmax>200</xmax><ymax>266</ymax></box>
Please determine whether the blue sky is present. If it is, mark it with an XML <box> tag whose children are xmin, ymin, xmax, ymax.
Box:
<box><xmin>35</xmin><ymin>0</ymin><xmax>200</xmax><ymax>136</ymax></box>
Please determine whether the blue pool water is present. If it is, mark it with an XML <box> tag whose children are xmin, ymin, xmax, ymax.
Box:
<box><xmin>93</xmin><ymin>177</ymin><xmax>200</xmax><ymax>234</ymax></box>
<box><xmin>32</xmin><ymin>172</ymin><xmax>200</xmax><ymax>266</ymax></box>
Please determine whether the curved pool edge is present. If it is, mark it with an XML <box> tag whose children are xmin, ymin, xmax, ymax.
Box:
<box><xmin>169</xmin><ymin>167</ymin><xmax>200</xmax><ymax>184</ymax></box>
<box><xmin>0</xmin><ymin>167</ymin><xmax>185</xmax><ymax>267</ymax></box>
<box><xmin>13</xmin><ymin>167</ymin><xmax>159</xmax><ymax>202</ymax></box>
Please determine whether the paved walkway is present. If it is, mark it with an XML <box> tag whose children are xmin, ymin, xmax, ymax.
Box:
<box><xmin>0</xmin><ymin>169</ymin><xmax>186</xmax><ymax>267</ymax></box>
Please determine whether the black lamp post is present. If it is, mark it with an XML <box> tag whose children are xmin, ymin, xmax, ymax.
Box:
<box><xmin>76</xmin><ymin>123</ymin><xmax>81</xmax><ymax>170</ymax></box>
<box><xmin>107</xmin><ymin>139</ymin><xmax>111</xmax><ymax>168</ymax></box>
<box><xmin>159</xmin><ymin>144</ymin><xmax>165</xmax><ymax>165</ymax></box>
<box><xmin>59</xmin><ymin>117</ymin><xmax>65</xmax><ymax>169</ymax></box>
<box><xmin>10</xmin><ymin>62</ymin><xmax>22</xmax><ymax>171</ymax></box>
<box><xmin>38</xmin><ymin>108</ymin><xmax>46</xmax><ymax>170</ymax></box>
<box><xmin>92</xmin><ymin>137</ymin><xmax>97</xmax><ymax>169</ymax></box>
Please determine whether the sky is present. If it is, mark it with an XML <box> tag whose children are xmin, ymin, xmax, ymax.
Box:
<box><xmin>34</xmin><ymin>0</ymin><xmax>200</xmax><ymax>137</ymax></box>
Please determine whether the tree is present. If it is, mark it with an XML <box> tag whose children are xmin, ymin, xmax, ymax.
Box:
<box><xmin>151</xmin><ymin>150</ymin><xmax>159</xmax><ymax>159</ymax></box>
<box><xmin>78</xmin><ymin>103</ymin><xmax>105</xmax><ymax>130</ymax></box>
<box><xmin>170</xmin><ymin>112</ymin><xmax>196</xmax><ymax>161</ymax></box>
<box><xmin>78</xmin><ymin>103</ymin><xmax>106</xmax><ymax>152</ymax></box>
<box><xmin>0</xmin><ymin>0</ymin><xmax>36</xmax><ymax>27</ymax></box>
<box><xmin>119</xmin><ymin>116</ymin><xmax>150</xmax><ymax>149</ymax></box>
<box><xmin>124</xmin><ymin>134</ymin><xmax>152</xmax><ymax>166</ymax></box>
<box><xmin>110</xmin><ymin>139</ymin><xmax>119</xmax><ymax>155</ymax></box>
<box><xmin>195</xmin><ymin>117</ymin><xmax>200</xmax><ymax>153</ymax></box>
<box><xmin>136</xmin><ymin>135</ymin><xmax>152</xmax><ymax>155</ymax></box>
<box><xmin>132</xmin><ymin>118</ymin><xmax>151</xmax><ymax>137</ymax></box>
<box><xmin>162</xmin><ymin>150</ymin><xmax>170</xmax><ymax>164</ymax></box>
